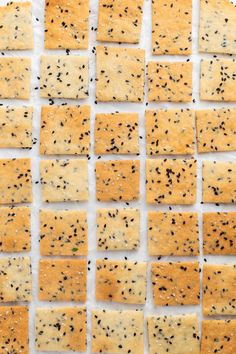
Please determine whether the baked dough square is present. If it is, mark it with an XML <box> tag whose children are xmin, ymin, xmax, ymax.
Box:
<box><xmin>96</xmin><ymin>46</ymin><xmax>145</xmax><ymax>102</ymax></box>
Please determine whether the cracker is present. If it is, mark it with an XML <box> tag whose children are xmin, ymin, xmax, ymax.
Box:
<box><xmin>200</xmin><ymin>59</ymin><xmax>236</xmax><ymax>101</ymax></box>
<box><xmin>0</xmin><ymin>106</ymin><xmax>33</xmax><ymax>148</ymax></box>
<box><xmin>148</xmin><ymin>314</ymin><xmax>200</xmax><ymax>354</ymax></box>
<box><xmin>0</xmin><ymin>2</ymin><xmax>33</xmax><ymax>50</ymax></box>
<box><xmin>45</xmin><ymin>0</ymin><xmax>89</xmax><ymax>49</ymax></box>
<box><xmin>151</xmin><ymin>261</ymin><xmax>200</xmax><ymax>306</ymax></box>
<box><xmin>97</xmin><ymin>0</ymin><xmax>144</xmax><ymax>43</ymax></box>
<box><xmin>40</xmin><ymin>159</ymin><xmax>89</xmax><ymax>202</ymax></box>
<box><xmin>196</xmin><ymin>108</ymin><xmax>236</xmax><ymax>153</ymax></box>
<box><xmin>35</xmin><ymin>307</ymin><xmax>86</xmax><ymax>352</ymax></box>
<box><xmin>148</xmin><ymin>61</ymin><xmax>192</xmax><ymax>102</ymax></box>
<box><xmin>203</xmin><ymin>264</ymin><xmax>236</xmax><ymax>316</ymax></box>
<box><xmin>146</xmin><ymin>109</ymin><xmax>195</xmax><ymax>155</ymax></box>
<box><xmin>201</xmin><ymin>319</ymin><xmax>236</xmax><ymax>354</ymax></box>
<box><xmin>146</xmin><ymin>158</ymin><xmax>197</xmax><ymax>204</ymax></box>
<box><xmin>92</xmin><ymin>309</ymin><xmax>144</xmax><ymax>354</ymax></box>
<box><xmin>0</xmin><ymin>57</ymin><xmax>31</xmax><ymax>99</ymax></box>
<box><xmin>148</xmin><ymin>211</ymin><xmax>199</xmax><ymax>256</ymax></box>
<box><xmin>152</xmin><ymin>0</ymin><xmax>192</xmax><ymax>55</ymax></box>
<box><xmin>0</xmin><ymin>257</ymin><xmax>32</xmax><ymax>302</ymax></box>
<box><xmin>94</xmin><ymin>112</ymin><xmax>139</xmax><ymax>155</ymax></box>
<box><xmin>96</xmin><ymin>259</ymin><xmax>147</xmax><ymax>304</ymax></box>
<box><xmin>97</xmin><ymin>208</ymin><xmax>140</xmax><ymax>250</ymax></box>
<box><xmin>0</xmin><ymin>306</ymin><xmax>29</xmax><ymax>354</ymax></box>
<box><xmin>40</xmin><ymin>105</ymin><xmax>90</xmax><ymax>155</ymax></box>
<box><xmin>203</xmin><ymin>212</ymin><xmax>236</xmax><ymax>255</ymax></box>
<box><xmin>0</xmin><ymin>158</ymin><xmax>32</xmax><ymax>204</ymax></box>
<box><xmin>39</xmin><ymin>259</ymin><xmax>87</xmax><ymax>302</ymax></box>
<box><xmin>199</xmin><ymin>0</ymin><xmax>236</xmax><ymax>55</ymax></box>
<box><xmin>40</xmin><ymin>209</ymin><xmax>88</xmax><ymax>256</ymax></box>
<box><xmin>96</xmin><ymin>160</ymin><xmax>140</xmax><ymax>202</ymax></box>
<box><xmin>40</xmin><ymin>55</ymin><xmax>89</xmax><ymax>99</ymax></box>
<box><xmin>96</xmin><ymin>46</ymin><xmax>145</xmax><ymax>102</ymax></box>
<box><xmin>0</xmin><ymin>206</ymin><xmax>31</xmax><ymax>253</ymax></box>
<box><xmin>202</xmin><ymin>161</ymin><xmax>236</xmax><ymax>203</ymax></box>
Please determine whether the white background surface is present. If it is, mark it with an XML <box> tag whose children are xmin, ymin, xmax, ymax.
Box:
<box><xmin>0</xmin><ymin>0</ymin><xmax>236</xmax><ymax>353</ymax></box>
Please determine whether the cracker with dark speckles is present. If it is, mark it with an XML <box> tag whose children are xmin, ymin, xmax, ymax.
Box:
<box><xmin>97</xmin><ymin>0</ymin><xmax>144</xmax><ymax>43</ymax></box>
<box><xmin>92</xmin><ymin>309</ymin><xmax>144</xmax><ymax>354</ymax></box>
<box><xmin>40</xmin><ymin>55</ymin><xmax>89</xmax><ymax>99</ymax></box>
<box><xmin>0</xmin><ymin>306</ymin><xmax>29</xmax><ymax>354</ymax></box>
<box><xmin>146</xmin><ymin>158</ymin><xmax>197</xmax><ymax>204</ymax></box>
<box><xmin>96</xmin><ymin>46</ymin><xmax>145</xmax><ymax>102</ymax></box>
<box><xmin>203</xmin><ymin>212</ymin><xmax>236</xmax><ymax>255</ymax></box>
<box><xmin>202</xmin><ymin>161</ymin><xmax>236</xmax><ymax>204</ymax></box>
<box><xmin>148</xmin><ymin>61</ymin><xmax>192</xmax><ymax>102</ymax></box>
<box><xmin>0</xmin><ymin>206</ymin><xmax>31</xmax><ymax>253</ymax></box>
<box><xmin>148</xmin><ymin>314</ymin><xmax>200</xmax><ymax>354</ymax></box>
<box><xmin>96</xmin><ymin>259</ymin><xmax>147</xmax><ymax>304</ymax></box>
<box><xmin>97</xmin><ymin>208</ymin><xmax>140</xmax><ymax>250</ymax></box>
<box><xmin>45</xmin><ymin>0</ymin><xmax>89</xmax><ymax>49</ymax></box>
<box><xmin>203</xmin><ymin>264</ymin><xmax>236</xmax><ymax>316</ymax></box>
<box><xmin>0</xmin><ymin>257</ymin><xmax>32</xmax><ymax>302</ymax></box>
<box><xmin>40</xmin><ymin>209</ymin><xmax>88</xmax><ymax>256</ymax></box>
<box><xmin>152</xmin><ymin>261</ymin><xmax>200</xmax><ymax>306</ymax></box>
<box><xmin>40</xmin><ymin>105</ymin><xmax>90</xmax><ymax>155</ymax></box>
<box><xmin>95</xmin><ymin>113</ymin><xmax>139</xmax><ymax>155</ymax></box>
<box><xmin>148</xmin><ymin>211</ymin><xmax>199</xmax><ymax>256</ymax></box>
<box><xmin>40</xmin><ymin>159</ymin><xmax>89</xmax><ymax>202</ymax></box>
<box><xmin>0</xmin><ymin>2</ymin><xmax>33</xmax><ymax>50</ymax></box>
<box><xmin>0</xmin><ymin>158</ymin><xmax>32</xmax><ymax>204</ymax></box>
<box><xmin>39</xmin><ymin>259</ymin><xmax>87</xmax><ymax>302</ymax></box>
<box><xmin>146</xmin><ymin>109</ymin><xmax>195</xmax><ymax>155</ymax></box>
<box><xmin>35</xmin><ymin>307</ymin><xmax>86</xmax><ymax>352</ymax></box>
<box><xmin>152</xmin><ymin>0</ymin><xmax>192</xmax><ymax>55</ymax></box>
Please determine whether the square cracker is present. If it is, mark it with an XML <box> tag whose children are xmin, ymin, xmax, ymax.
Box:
<box><xmin>40</xmin><ymin>105</ymin><xmax>90</xmax><ymax>155</ymax></box>
<box><xmin>202</xmin><ymin>161</ymin><xmax>236</xmax><ymax>203</ymax></box>
<box><xmin>152</xmin><ymin>0</ymin><xmax>192</xmax><ymax>55</ymax></box>
<box><xmin>151</xmin><ymin>261</ymin><xmax>200</xmax><ymax>306</ymax></box>
<box><xmin>97</xmin><ymin>0</ymin><xmax>144</xmax><ymax>44</ymax></box>
<box><xmin>0</xmin><ymin>257</ymin><xmax>32</xmax><ymax>302</ymax></box>
<box><xmin>0</xmin><ymin>206</ymin><xmax>31</xmax><ymax>253</ymax></box>
<box><xmin>203</xmin><ymin>264</ymin><xmax>236</xmax><ymax>316</ymax></box>
<box><xmin>35</xmin><ymin>307</ymin><xmax>86</xmax><ymax>352</ymax></box>
<box><xmin>196</xmin><ymin>108</ymin><xmax>236</xmax><ymax>153</ymax></box>
<box><xmin>45</xmin><ymin>0</ymin><xmax>89</xmax><ymax>49</ymax></box>
<box><xmin>0</xmin><ymin>2</ymin><xmax>33</xmax><ymax>50</ymax></box>
<box><xmin>148</xmin><ymin>211</ymin><xmax>199</xmax><ymax>256</ymax></box>
<box><xmin>146</xmin><ymin>109</ymin><xmax>195</xmax><ymax>155</ymax></box>
<box><xmin>0</xmin><ymin>58</ymin><xmax>31</xmax><ymax>99</ymax></box>
<box><xmin>40</xmin><ymin>159</ymin><xmax>89</xmax><ymax>202</ymax></box>
<box><xmin>0</xmin><ymin>106</ymin><xmax>33</xmax><ymax>148</ymax></box>
<box><xmin>201</xmin><ymin>319</ymin><xmax>236</xmax><ymax>354</ymax></box>
<box><xmin>40</xmin><ymin>209</ymin><xmax>88</xmax><ymax>256</ymax></box>
<box><xmin>203</xmin><ymin>212</ymin><xmax>236</xmax><ymax>255</ymax></box>
<box><xmin>0</xmin><ymin>306</ymin><xmax>29</xmax><ymax>354</ymax></box>
<box><xmin>96</xmin><ymin>208</ymin><xmax>140</xmax><ymax>250</ymax></box>
<box><xmin>199</xmin><ymin>0</ymin><xmax>236</xmax><ymax>55</ymax></box>
<box><xmin>96</xmin><ymin>46</ymin><xmax>145</xmax><ymax>102</ymax></box>
<box><xmin>95</xmin><ymin>112</ymin><xmax>139</xmax><ymax>155</ymax></box>
<box><xmin>96</xmin><ymin>259</ymin><xmax>147</xmax><ymax>304</ymax></box>
<box><xmin>96</xmin><ymin>160</ymin><xmax>140</xmax><ymax>202</ymax></box>
<box><xmin>40</xmin><ymin>55</ymin><xmax>89</xmax><ymax>99</ymax></box>
<box><xmin>146</xmin><ymin>158</ymin><xmax>197</xmax><ymax>205</ymax></box>
<box><xmin>0</xmin><ymin>158</ymin><xmax>32</xmax><ymax>204</ymax></box>
<box><xmin>39</xmin><ymin>259</ymin><xmax>87</xmax><ymax>302</ymax></box>
<box><xmin>200</xmin><ymin>59</ymin><xmax>236</xmax><ymax>101</ymax></box>
<box><xmin>148</xmin><ymin>61</ymin><xmax>192</xmax><ymax>102</ymax></box>
<box><xmin>148</xmin><ymin>314</ymin><xmax>200</xmax><ymax>354</ymax></box>
<box><xmin>92</xmin><ymin>309</ymin><xmax>144</xmax><ymax>354</ymax></box>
